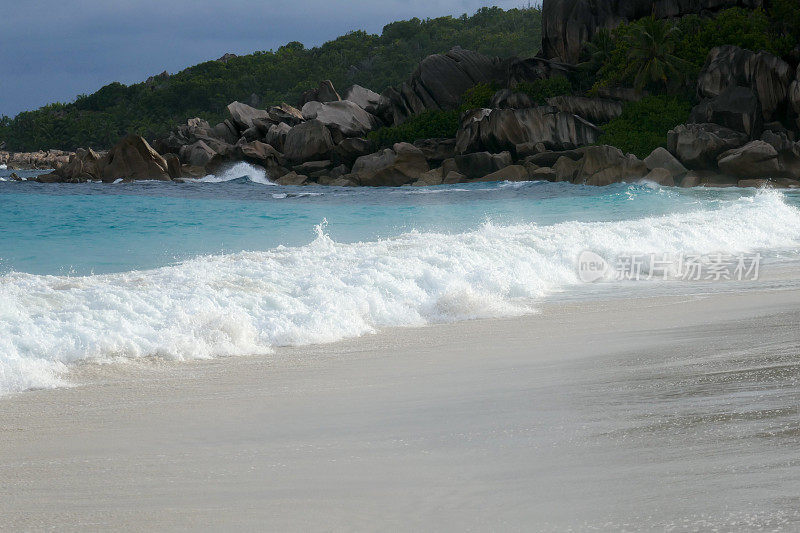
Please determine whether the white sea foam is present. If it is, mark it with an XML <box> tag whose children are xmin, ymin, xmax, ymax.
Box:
<box><xmin>0</xmin><ymin>164</ymin><xmax>7</xmax><ymax>170</ymax></box>
<box><xmin>194</xmin><ymin>162</ymin><xmax>275</xmax><ymax>185</ymax></box>
<box><xmin>2</xmin><ymin>190</ymin><xmax>800</xmax><ymax>394</ymax></box>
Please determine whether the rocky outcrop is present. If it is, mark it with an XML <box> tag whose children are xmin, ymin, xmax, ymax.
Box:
<box><xmin>454</xmin><ymin>151</ymin><xmax>513</xmax><ymax>179</ymax></box>
<box><xmin>506</xmin><ymin>56</ymin><xmax>574</xmax><ymax>87</ymax></box>
<box><xmin>227</xmin><ymin>101</ymin><xmax>271</xmax><ymax>131</ymax></box>
<box><xmin>571</xmin><ymin>145</ymin><xmax>648</xmax><ymax>186</ymax></box>
<box><xmin>541</xmin><ymin>0</ymin><xmax>763</xmax><ymax>64</ymax></box>
<box><xmin>265</xmin><ymin>122</ymin><xmax>291</xmax><ymax>152</ymax></box>
<box><xmin>333</xmin><ymin>138</ymin><xmax>374</xmax><ymax>167</ymax></box>
<box><xmin>546</xmin><ymin>95</ymin><xmax>623</xmax><ymax>125</ymax></box>
<box><xmin>455</xmin><ymin>106</ymin><xmax>602</xmax><ymax>155</ymax></box>
<box><xmin>46</xmin><ymin>135</ymin><xmax>175</xmax><ymax>182</ymax></box>
<box><xmin>99</xmin><ymin>135</ymin><xmax>174</xmax><ymax>181</ymax></box>
<box><xmin>667</xmin><ymin>123</ymin><xmax>748</xmax><ymax>170</ymax></box>
<box><xmin>283</xmin><ymin>120</ymin><xmax>335</xmax><ymax>163</ymax></box>
<box><xmin>697</xmin><ymin>45</ymin><xmax>793</xmax><ymax>122</ymax></box>
<box><xmin>343</xmin><ymin>85</ymin><xmax>384</xmax><ymax>115</ymax></box>
<box><xmin>351</xmin><ymin>143</ymin><xmax>429</xmax><ymax>186</ymax></box>
<box><xmin>301</xmin><ymin>100</ymin><xmax>381</xmax><ymax>138</ymax></box>
<box><xmin>380</xmin><ymin>47</ymin><xmax>508</xmax><ymax>125</ymax></box>
<box><xmin>413</xmin><ymin>138</ymin><xmax>456</xmax><ymax>163</ymax></box>
<box><xmin>0</xmin><ymin>149</ymin><xmax>73</xmax><ymax>170</ymax></box>
<box><xmin>237</xmin><ymin>141</ymin><xmax>285</xmax><ymax>168</ymax></box>
<box><xmin>267</xmin><ymin>103</ymin><xmax>305</xmax><ymax>126</ymax></box>
<box><xmin>716</xmin><ymin>140</ymin><xmax>782</xmax><ymax>179</ymax></box>
<box><xmin>180</xmin><ymin>140</ymin><xmax>221</xmax><ymax>168</ymax></box>
<box><xmin>644</xmin><ymin>147</ymin><xmax>687</xmax><ymax>181</ymax></box>
<box><xmin>689</xmin><ymin>85</ymin><xmax>763</xmax><ymax>137</ymax></box>
<box><xmin>790</xmin><ymin>65</ymin><xmax>800</xmax><ymax>129</ymax></box>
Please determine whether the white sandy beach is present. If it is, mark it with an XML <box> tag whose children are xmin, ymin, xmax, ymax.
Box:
<box><xmin>2</xmin><ymin>286</ymin><xmax>800</xmax><ymax>531</ymax></box>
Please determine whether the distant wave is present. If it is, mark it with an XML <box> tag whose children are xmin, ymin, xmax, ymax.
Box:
<box><xmin>191</xmin><ymin>162</ymin><xmax>275</xmax><ymax>185</ymax></box>
<box><xmin>0</xmin><ymin>164</ymin><xmax>7</xmax><ymax>170</ymax></box>
<box><xmin>2</xmin><ymin>189</ymin><xmax>799</xmax><ymax>394</ymax></box>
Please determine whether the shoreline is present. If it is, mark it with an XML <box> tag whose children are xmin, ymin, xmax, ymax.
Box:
<box><xmin>3</xmin><ymin>286</ymin><xmax>800</xmax><ymax>530</ymax></box>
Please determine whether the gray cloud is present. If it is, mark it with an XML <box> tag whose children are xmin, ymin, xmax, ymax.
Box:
<box><xmin>0</xmin><ymin>0</ymin><xmax>529</xmax><ymax>117</ymax></box>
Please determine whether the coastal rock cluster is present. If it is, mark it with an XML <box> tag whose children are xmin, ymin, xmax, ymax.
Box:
<box><xmin>33</xmin><ymin>0</ymin><xmax>800</xmax><ymax>188</ymax></box>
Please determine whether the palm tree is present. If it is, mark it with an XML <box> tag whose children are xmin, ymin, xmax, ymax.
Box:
<box><xmin>578</xmin><ymin>28</ymin><xmax>614</xmax><ymax>74</ymax></box>
<box><xmin>622</xmin><ymin>17</ymin><xmax>691</xmax><ymax>92</ymax></box>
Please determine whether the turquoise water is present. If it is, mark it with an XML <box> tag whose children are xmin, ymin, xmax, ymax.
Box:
<box><xmin>2</xmin><ymin>164</ymin><xmax>800</xmax><ymax>393</ymax></box>
<box><xmin>2</xmin><ymin>166</ymin><xmax>794</xmax><ymax>276</ymax></box>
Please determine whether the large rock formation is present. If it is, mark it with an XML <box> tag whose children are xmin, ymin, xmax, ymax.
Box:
<box><xmin>343</xmin><ymin>85</ymin><xmax>384</xmax><ymax>115</ymax></box>
<box><xmin>283</xmin><ymin>120</ymin><xmax>335</xmax><ymax>162</ymax></box>
<box><xmin>379</xmin><ymin>47</ymin><xmax>508</xmax><ymax>125</ymax></box>
<box><xmin>697</xmin><ymin>45</ymin><xmax>793</xmax><ymax>122</ymax></box>
<box><xmin>301</xmin><ymin>100</ymin><xmax>381</xmax><ymax>138</ymax></box>
<box><xmin>455</xmin><ymin>106</ymin><xmax>602</xmax><ymax>155</ymax></box>
<box><xmin>351</xmin><ymin>143</ymin><xmax>430</xmax><ymax>186</ymax></box>
<box><xmin>45</xmin><ymin>135</ymin><xmax>176</xmax><ymax>182</ymax></box>
<box><xmin>667</xmin><ymin>123</ymin><xmax>748</xmax><ymax>169</ymax></box>
<box><xmin>689</xmin><ymin>85</ymin><xmax>763</xmax><ymax>137</ymax></box>
<box><xmin>716</xmin><ymin>140</ymin><xmax>782</xmax><ymax>179</ymax></box>
<box><xmin>541</xmin><ymin>0</ymin><xmax>763</xmax><ymax>64</ymax></box>
<box><xmin>227</xmin><ymin>101</ymin><xmax>272</xmax><ymax>131</ymax></box>
<box><xmin>545</xmin><ymin>95</ymin><xmax>623</xmax><ymax>124</ymax></box>
<box><xmin>99</xmin><ymin>135</ymin><xmax>174</xmax><ymax>181</ymax></box>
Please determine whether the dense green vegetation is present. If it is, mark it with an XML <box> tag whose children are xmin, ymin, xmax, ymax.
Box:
<box><xmin>597</xmin><ymin>95</ymin><xmax>692</xmax><ymax>159</ymax></box>
<box><xmin>0</xmin><ymin>6</ymin><xmax>542</xmax><ymax>152</ymax></box>
<box><xmin>589</xmin><ymin>7</ymin><xmax>795</xmax><ymax>93</ymax></box>
<box><xmin>367</xmin><ymin>83</ymin><xmax>499</xmax><ymax>147</ymax></box>
<box><xmin>515</xmin><ymin>76</ymin><xmax>572</xmax><ymax>104</ymax></box>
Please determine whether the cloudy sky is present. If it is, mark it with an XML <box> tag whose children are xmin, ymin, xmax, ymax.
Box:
<box><xmin>0</xmin><ymin>0</ymin><xmax>533</xmax><ymax>117</ymax></box>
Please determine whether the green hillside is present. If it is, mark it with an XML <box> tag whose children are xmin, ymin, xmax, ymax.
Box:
<box><xmin>0</xmin><ymin>6</ymin><xmax>542</xmax><ymax>152</ymax></box>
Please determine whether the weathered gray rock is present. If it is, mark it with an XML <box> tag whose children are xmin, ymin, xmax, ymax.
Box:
<box><xmin>667</xmin><ymin>123</ymin><xmax>748</xmax><ymax>170</ymax></box>
<box><xmin>413</xmin><ymin>138</ymin><xmax>456</xmax><ymax>163</ymax></box>
<box><xmin>333</xmin><ymin>138</ymin><xmax>373</xmax><ymax>167</ymax></box>
<box><xmin>574</xmin><ymin>145</ymin><xmax>648</xmax><ymax>186</ymax></box>
<box><xmin>644</xmin><ymin>147</ymin><xmax>687</xmax><ymax>179</ymax></box>
<box><xmin>301</xmin><ymin>100</ymin><xmax>380</xmax><ymax>137</ymax></box>
<box><xmin>413</xmin><ymin>168</ymin><xmax>444</xmax><ymax>186</ymax></box>
<box><xmin>546</xmin><ymin>95</ymin><xmax>623</xmax><ymax>124</ymax></box>
<box><xmin>99</xmin><ymin>135</ymin><xmax>172</xmax><ymax>182</ymax></box>
<box><xmin>227</xmin><ymin>101</ymin><xmax>271</xmax><ymax>131</ymax></box>
<box><xmin>553</xmin><ymin>155</ymin><xmax>580</xmax><ymax>181</ymax></box>
<box><xmin>531</xmin><ymin>166</ymin><xmax>558</xmax><ymax>181</ymax></box>
<box><xmin>180</xmin><ymin>140</ymin><xmax>221</xmax><ymax>169</ymax></box>
<box><xmin>641</xmin><ymin>167</ymin><xmax>675</xmax><ymax>186</ymax></box>
<box><xmin>343</xmin><ymin>85</ymin><xmax>384</xmax><ymax>115</ymax></box>
<box><xmin>690</xmin><ymin>85</ymin><xmax>763</xmax><ymax>137</ymax></box>
<box><xmin>697</xmin><ymin>45</ymin><xmax>792</xmax><ymax>121</ymax></box>
<box><xmin>506</xmin><ymin>57</ymin><xmax>574</xmax><ymax>87</ymax></box>
<box><xmin>455</xmin><ymin>106</ymin><xmax>601</xmax><ymax>155</ymax></box>
<box><xmin>379</xmin><ymin>47</ymin><xmax>507</xmax><ymax>125</ymax></box>
<box><xmin>275</xmin><ymin>171</ymin><xmax>309</xmax><ymax>186</ymax></box>
<box><xmin>717</xmin><ymin>140</ymin><xmax>781</xmax><ymax>179</ymax></box>
<box><xmin>474</xmin><ymin>164</ymin><xmax>530</xmax><ymax>182</ymax></box>
<box><xmin>490</xmin><ymin>89</ymin><xmax>534</xmax><ymax>110</ymax></box>
<box><xmin>443</xmin><ymin>171</ymin><xmax>468</xmax><ymax>184</ymax></box>
<box><xmin>238</xmin><ymin>141</ymin><xmax>285</xmax><ymax>168</ymax></box>
<box><xmin>299</xmin><ymin>80</ymin><xmax>341</xmax><ymax>107</ymax></box>
<box><xmin>211</xmin><ymin>120</ymin><xmax>239</xmax><ymax>145</ymax></box>
<box><xmin>791</xmin><ymin>65</ymin><xmax>800</xmax><ymax>129</ymax></box>
<box><xmin>268</xmin><ymin>103</ymin><xmax>304</xmax><ymax>126</ymax></box>
<box><xmin>283</xmin><ymin>120</ymin><xmax>335</xmax><ymax>163</ymax></box>
<box><xmin>454</xmin><ymin>151</ymin><xmax>513</xmax><ymax>179</ymax></box>
<box><xmin>541</xmin><ymin>0</ymin><xmax>762</xmax><ymax>64</ymax></box>
<box><xmin>265</xmin><ymin>122</ymin><xmax>291</xmax><ymax>152</ymax></box>
<box><xmin>680</xmin><ymin>170</ymin><xmax>739</xmax><ymax>187</ymax></box>
<box><xmin>54</xmin><ymin>148</ymin><xmax>103</xmax><ymax>181</ymax></box>
<box><xmin>351</xmin><ymin>143</ymin><xmax>430</xmax><ymax>186</ymax></box>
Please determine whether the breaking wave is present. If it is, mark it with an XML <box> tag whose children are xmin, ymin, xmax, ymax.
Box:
<box><xmin>2</xmin><ymin>190</ymin><xmax>799</xmax><ymax>394</ymax></box>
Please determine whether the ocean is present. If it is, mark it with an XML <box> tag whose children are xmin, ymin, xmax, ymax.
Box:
<box><xmin>2</xmin><ymin>163</ymin><xmax>800</xmax><ymax>394</ymax></box>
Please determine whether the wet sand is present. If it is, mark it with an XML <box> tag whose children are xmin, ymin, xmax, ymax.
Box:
<box><xmin>2</xmin><ymin>288</ymin><xmax>800</xmax><ymax>531</ymax></box>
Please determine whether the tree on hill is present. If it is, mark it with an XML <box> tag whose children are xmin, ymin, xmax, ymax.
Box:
<box><xmin>0</xmin><ymin>6</ymin><xmax>542</xmax><ymax>152</ymax></box>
